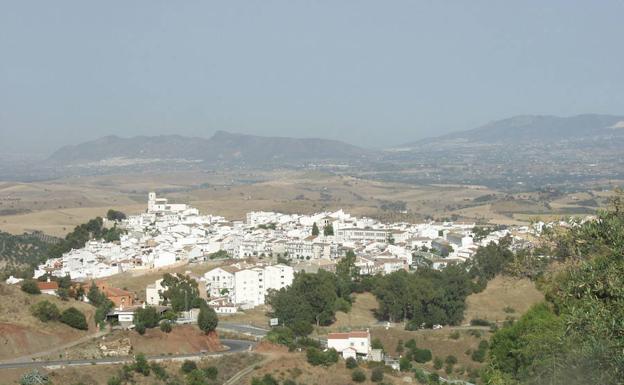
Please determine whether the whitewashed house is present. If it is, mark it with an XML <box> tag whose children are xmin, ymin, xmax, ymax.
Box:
<box><xmin>327</xmin><ymin>330</ymin><xmax>371</xmax><ymax>359</ymax></box>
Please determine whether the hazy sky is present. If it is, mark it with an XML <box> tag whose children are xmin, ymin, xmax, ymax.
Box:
<box><xmin>1</xmin><ymin>1</ymin><xmax>623</xmax><ymax>155</ymax></box>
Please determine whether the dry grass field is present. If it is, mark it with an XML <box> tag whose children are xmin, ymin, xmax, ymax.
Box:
<box><xmin>320</xmin><ymin>292</ymin><xmax>379</xmax><ymax>332</ymax></box>
<box><xmin>0</xmin><ymin>170</ymin><xmax>608</xmax><ymax>237</ymax></box>
<box><xmin>463</xmin><ymin>275</ymin><xmax>544</xmax><ymax>324</ymax></box>
<box><xmin>0</xmin><ymin>283</ymin><xmax>97</xmax><ymax>360</ymax></box>
<box><xmin>371</xmin><ymin>326</ymin><xmax>487</xmax><ymax>379</ymax></box>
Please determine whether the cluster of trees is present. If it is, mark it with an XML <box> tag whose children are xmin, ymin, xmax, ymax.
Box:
<box><xmin>483</xmin><ymin>190</ymin><xmax>624</xmax><ymax>385</ymax></box>
<box><xmin>267</xmin><ymin>250</ymin><xmax>358</xmax><ymax>336</ymax></box>
<box><xmin>306</xmin><ymin>347</ymin><xmax>339</xmax><ymax>366</ymax></box>
<box><xmin>49</xmin><ymin>217</ymin><xmax>125</xmax><ymax>259</ymax></box>
<box><xmin>30</xmin><ymin>300</ymin><xmax>88</xmax><ymax>330</ymax></box>
<box><xmin>0</xmin><ymin>231</ymin><xmax>52</xmax><ymax>280</ymax></box>
<box><xmin>372</xmin><ymin>266</ymin><xmax>474</xmax><ymax>327</ymax></box>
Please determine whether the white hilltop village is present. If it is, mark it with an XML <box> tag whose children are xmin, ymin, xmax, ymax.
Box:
<box><xmin>31</xmin><ymin>192</ymin><xmax>539</xmax><ymax>312</ymax></box>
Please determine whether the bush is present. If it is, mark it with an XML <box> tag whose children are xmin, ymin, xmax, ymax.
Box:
<box><xmin>351</xmin><ymin>369</ymin><xmax>366</xmax><ymax>383</ymax></box>
<box><xmin>266</xmin><ymin>326</ymin><xmax>294</xmax><ymax>346</ymax></box>
<box><xmin>413</xmin><ymin>348</ymin><xmax>432</xmax><ymax>363</ymax></box>
<box><xmin>445</xmin><ymin>355</ymin><xmax>458</xmax><ymax>365</ymax></box>
<box><xmin>252</xmin><ymin>374</ymin><xmax>279</xmax><ymax>385</ymax></box>
<box><xmin>134</xmin><ymin>306</ymin><xmax>160</xmax><ymax>329</ymax></box>
<box><xmin>60</xmin><ymin>307</ymin><xmax>88</xmax><ymax>330</ymax></box>
<box><xmin>31</xmin><ymin>300</ymin><xmax>60</xmax><ymax>322</ymax></box>
<box><xmin>399</xmin><ymin>356</ymin><xmax>411</xmax><ymax>371</ymax></box>
<box><xmin>405</xmin><ymin>338</ymin><xmax>417</xmax><ymax>350</ymax></box>
<box><xmin>306</xmin><ymin>347</ymin><xmax>338</xmax><ymax>366</ymax></box>
<box><xmin>470</xmin><ymin>318</ymin><xmax>491</xmax><ymax>327</ymax></box>
<box><xmin>160</xmin><ymin>320</ymin><xmax>173</xmax><ymax>333</ymax></box>
<box><xmin>132</xmin><ymin>353</ymin><xmax>150</xmax><ymax>376</ymax></box>
<box><xmin>346</xmin><ymin>357</ymin><xmax>358</xmax><ymax>369</ymax></box>
<box><xmin>107</xmin><ymin>376</ymin><xmax>121</xmax><ymax>385</ymax></box>
<box><xmin>197</xmin><ymin>303</ymin><xmax>218</xmax><ymax>333</ymax></box>
<box><xmin>135</xmin><ymin>323</ymin><xmax>146</xmax><ymax>335</ymax></box>
<box><xmin>445</xmin><ymin>364</ymin><xmax>453</xmax><ymax>375</ymax></box>
<box><xmin>471</xmin><ymin>348</ymin><xmax>486</xmax><ymax>362</ymax></box>
<box><xmin>181</xmin><ymin>360</ymin><xmax>197</xmax><ymax>374</ymax></box>
<box><xmin>202</xmin><ymin>366</ymin><xmax>218</xmax><ymax>380</ymax></box>
<box><xmin>433</xmin><ymin>356</ymin><xmax>443</xmax><ymax>370</ymax></box>
<box><xmin>21</xmin><ymin>280</ymin><xmax>41</xmax><ymax>295</ymax></box>
<box><xmin>449</xmin><ymin>331</ymin><xmax>460</xmax><ymax>340</ymax></box>
<box><xmin>371</xmin><ymin>367</ymin><xmax>384</xmax><ymax>382</ymax></box>
<box><xmin>429</xmin><ymin>372</ymin><xmax>440</xmax><ymax>384</ymax></box>
<box><xmin>414</xmin><ymin>368</ymin><xmax>428</xmax><ymax>384</ymax></box>
<box><xmin>150</xmin><ymin>362</ymin><xmax>168</xmax><ymax>380</ymax></box>
<box><xmin>371</xmin><ymin>338</ymin><xmax>384</xmax><ymax>350</ymax></box>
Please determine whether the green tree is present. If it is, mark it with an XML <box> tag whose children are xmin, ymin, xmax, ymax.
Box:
<box><xmin>106</xmin><ymin>209</ymin><xmax>127</xmax><ymax>222</ymax></box>
<box><xmin>134</xmin><ymin>306</ymin><xmax>160</xmax><ymax>329</ymax></box>
<box><xmin>161</xmin><ymin>273</ymin><xmax>202</xmax><ymax>312</ymax></box>
<box><xmin>371</xmin><ymin>367</ymin><xmax>384</xmax><ymax>382</ymax></box>
<box><xmin>323</xmin><ymin>223</ymin><xmax>334</xmax><ymax>236</ymax></box>
<box><xmin>197</xmin><ymin>303</ymin><xmax>218</xmax><ymax>333</ymax></box>
<box><xmin>181</xmin><ymin>360</ymin><xmax>197</xmax><ymax>374</ymax></box>
<box><xmin>312</xmin><ymin>222</ymin><xmax>319</xmax><ymax>236</ymax></box>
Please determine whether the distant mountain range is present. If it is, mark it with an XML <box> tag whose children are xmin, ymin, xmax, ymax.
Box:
<box><xmin>48</xmin><ymin>130</ymin><xmax>370</xmax><ymax>166</ymax></box>
<box><xmin>401</xmin><ymin>114</ymin><xmax>624</xmax><ymax>148</ymax></box>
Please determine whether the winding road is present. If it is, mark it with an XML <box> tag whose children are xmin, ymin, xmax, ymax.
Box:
<box><xmin>0</xmin><ymin>339</ymin><xmax>255</xmax><ymax>370</ymax></box>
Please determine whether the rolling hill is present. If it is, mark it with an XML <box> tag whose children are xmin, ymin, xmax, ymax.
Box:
<box><xmin>48</xmin><ymin>131</ymin><xmax>370</xmax><ymax>166</ymax></box>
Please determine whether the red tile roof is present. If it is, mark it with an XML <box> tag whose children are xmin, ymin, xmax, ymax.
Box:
<box><xmin>37</xmin><ymin>281</ymin><xmax>59</xmax><ymax>291</ymax></box>
<box><xmin>328</xmin><ymin>331</ymin><xmax>369</xmax><ymax>340</ymax></box>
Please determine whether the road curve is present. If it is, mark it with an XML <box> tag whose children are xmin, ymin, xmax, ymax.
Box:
<box><xmin>0</xmin><ymin>339</ymin><xmax>255</xmax><ymax>370</ymax></box>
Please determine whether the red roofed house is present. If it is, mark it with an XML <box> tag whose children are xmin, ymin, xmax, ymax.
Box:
<box><xmin>36</xmin><ymin>280</ymin><xmax>59</xmax><ymax>296</ymax></box>
<box><xmin>327</xmin><ymin>330</ymin><xmax>371</xmax><ymax>359</ymax></box>
<box><xmin>96</xmin><ymin>281</ymin><xmax>134</xmax><ymax>309</ymax></box>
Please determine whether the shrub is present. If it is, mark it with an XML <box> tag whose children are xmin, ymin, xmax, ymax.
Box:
<box><xmin>445</xmin><ymin>355</ymin><xmax>457</xmax><ymax>365</ymax></box>
<box><xmin>197</xmin><ymin>303</ymin><xmax>218</xmax><ymax>333</ymax></box>
<box><xmin>429</xmin><ymin>372</ymin><xmax>440</xmax><ymax>384</ymax></box>
<box><xmin>503</xmin><ymin>306</ymin><xmax>516</xmax><ymax>313</ymax></box>
<box><xmin>346</xmin><ymin>357</ymin><xmax>358</xmax><ymax>369</ymax></box>
<box><xmin>413</xmin><ymin>348</ymin><xmax>432</xmax><ymax>363</ymax></box>
<box><xmin>134</xmin><ymin>306</ymin><xmax>160</xmax><ymax>329</ymax></box>
<box><xmin>252</xmin><ymin>374</ymin><xmax>279</xmax><ymax>385</ymax></box>
<box><xmin>351</xmin><ymin>369</ymin><xmax>366</xmax><ymax>383</ymax></box>
<box><xmin>405</xmin><ymin>338</ymin><xmax>417</xmax><ymax>350</ymax></box>
<box><xmin>371</xmin><ymin>367</ymin><xmax>384</xmax><ymax>382</ymax></box>
<box><xmin>306</xmin><ymin>347</ymin><xmax>338</xmax><ymax>366</ymax></box>
<box><xmin>399</xmin><ymin>356</ymin><xmax>411</xmax><ymax>371</ymax></box>
<box><xmin>414</xmin><ymin>368</ymin><xmax>428</xmax><ymax>384</ymax></box>
<box><xmin>470</xmin><ymin>318</ymin><xmax>491</xmax><ymax>327</ymax></box>
<box><xmin>21</xmin><ymin>280</ymin><xmax>41</xmax><ymax>295</ymax></box>
<box><xmin>106</xmin><ymin>376</ymin><xmax>122</xmax><ymax>385</ymax></box>
<box><xmin>202</xmin><ymin>366</ymin><xmax>218</xmax><ymax>380</ymax></box>
<box><xmin>135</xmin><ymin>323</ymin><xmax>146</xmax><ymax>335</ymax></box>
<box><xmin>31</xmin><ymin>300</ymin><xmax>61</xmax><ymax>322</ymax></box>
<box><xmin>396</xmin><ymin>339</ymin><xmax>404</xmax><ymax>353</ymax></box>
<box><xmin>266</xmin><ymin>326</ymin><xmax>294</xmax><ymax>346</ymax></box>
<box><xmin>471</xmin><ymin>348</ymin><xmax>486</xmax><ymax>362</ymax></box>
<box><xmin>181</xmin><ymin>360</ymin><xmax>197</xmax><ymax>374</ymax></box>
<box><xmin>160</xmin><ymin>320</ymin><xmax>173</xmax><ymax>333</ymax></box>
<box><xmin>371</xmin><ymin>338</ymin><xmax>384</xmax><ymax>350</ymax></box>
<box><xmin>60</xmin><ymin>307</ymin><xmax>88</xmax><ymax>330</ymax></box>
<box><xmin>132</xmin><ymin>353</ymin><xmax>150</xmax><ymax>376</ymax></box>
<box><xmin>150</xmin><ymin>362</ymin><xmax>168</xmax><ymax>380</ymax></box>
<box><xmin>449</xmin><ymin>331</ymin><xmax>460</xmax><ymax>340</ymax></box>
<box><xmin>433</xmin><ymin>356</ymin><xmax>443</xmax><ymax>370</ymax></box>
<box><xmin>445</xmin><ymin>364</ymin><xmax>453</xmax><ymax>375</ymax></box>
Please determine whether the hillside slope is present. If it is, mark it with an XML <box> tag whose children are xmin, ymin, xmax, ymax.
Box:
<box><xmin>0</xmin><ymin>283</ymin><xmax>96</xmax><ymax>360</ymax></box>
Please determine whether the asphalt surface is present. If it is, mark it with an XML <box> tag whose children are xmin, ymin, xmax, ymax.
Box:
<box><xmin>0</xmin><ymin>339</ymin><xmax>254</xmax><ymax>370</ymax></box>
<box><xmin>218</xmin><ymin>322</ymin><xmax>269</xmax><ymax>338</ymax></box>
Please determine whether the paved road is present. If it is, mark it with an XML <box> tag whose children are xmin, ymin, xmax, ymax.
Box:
<box><xmin>0</xmin><ymin>339</ymin><xmax>254</xmax><ymax>370</ymax></box>
<box><xmin>218</xmin><ymin>323</ymin><xmax>269</xmax><ymax>338</ymax></box>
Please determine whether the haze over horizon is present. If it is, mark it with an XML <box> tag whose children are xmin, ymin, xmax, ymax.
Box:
<box><xmin>1</xmin><ymin>1</ymin><xmax>623</xmax><ymax>156</ymax></box>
